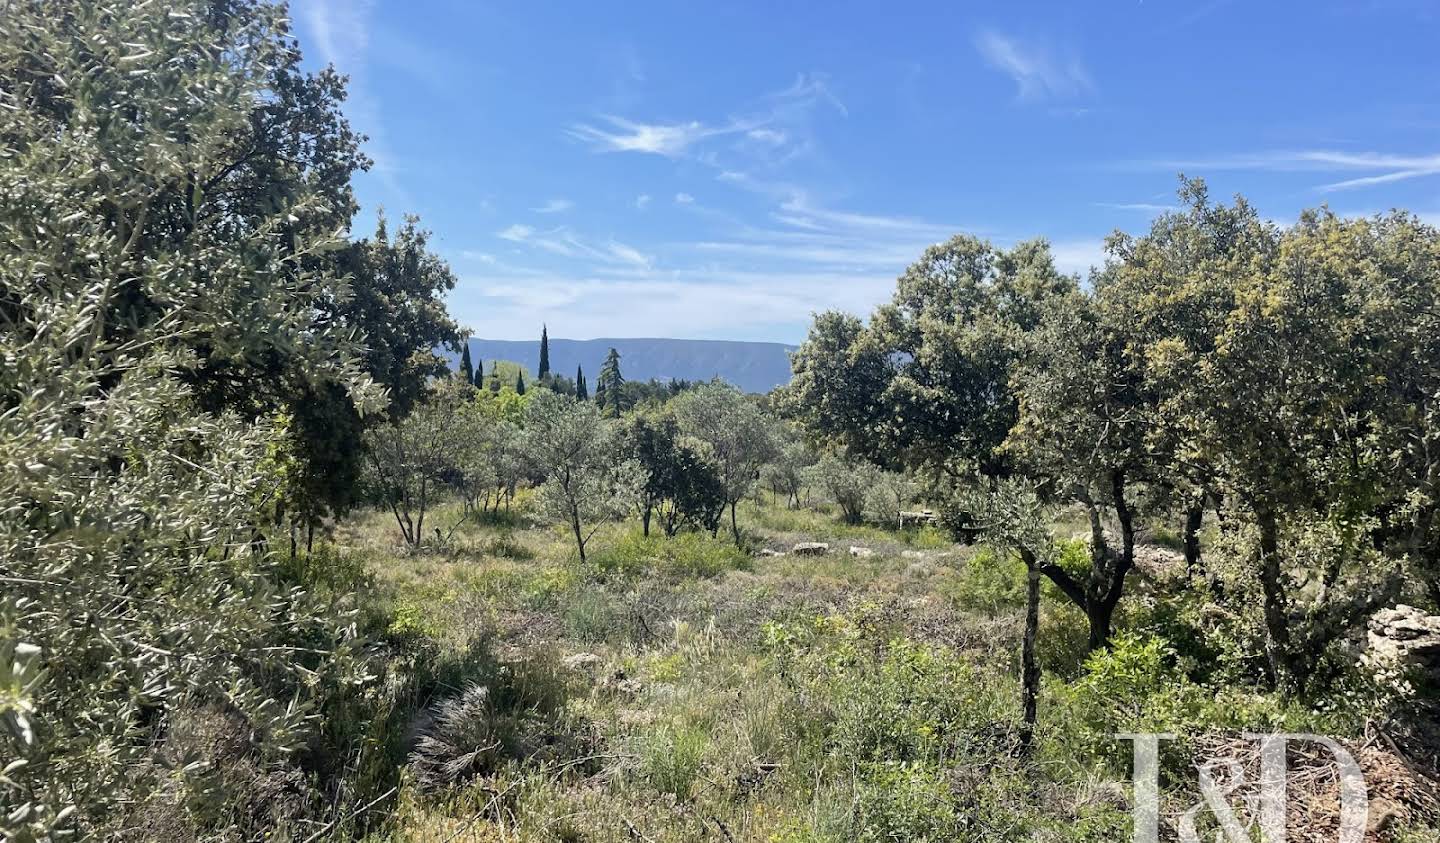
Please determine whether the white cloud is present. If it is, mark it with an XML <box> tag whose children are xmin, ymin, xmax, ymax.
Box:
<box><xmin>975</xmin><ymin>30</ymin><xmax>1093</xmax><ymax>102</ymax></box>
<box><xmin>532</xmin><ymin>198</ymin><xmax>575</xmax><ymax>214</ymax></box>
<box><xmin>1128</xmin><ymin>149</ymin><xmax>1440</xmax><ymax>192</ymax></box>
<box><xmin>635</xmin><ymin>194</ymin><xmax>652</xmax><ymax>209</ymax></box>
<box><xmin>568</xmin><ymin>71</ymin><xmax>845</xmax><ymax>167</ymax></box>
<box><xmin>497</xmin><ymin>223</ymin><xmax>653</xmax><ymax>268</ymax></box>
<box><xmin>674</xmin><ymin>192</ymin><xmax>695</xmax><ymax>205</ymax></box>
<box><xmin>606</xmin><ymin>241</ymin><xmax>652</xmax><ymax>268</ymax></box>
<box><xmin>497</xmin><ymin>224</ymin><xmax>534</xmax><ymax>242</ymax></box>
<box><xmin>747</xmin><ymin>128</ymin><xmax>788</xmax><ymax>146</ymax></box>
<box><xmin>568</xmin><ymin>115</ymin><xmax>751</xmax><ymax>157</ymax></box>
<box><xmin>452</xmin><ymin>269</ymin><xmax>895</xmax><ymax>342</ymax></box>
<box><xmin>1048</xmin><ymin>238</ymin><xmax>1108</xmax><ymax>277</ymax></box>
<box><xmin>1093</xmin><ymin>201</ymin><xmax>1180</xmax><ymax>213</ymax></box>
<box><xmin>768</xmin><ymin>72</ymin><xmax>848</xmax><ymax>118</ymax></box>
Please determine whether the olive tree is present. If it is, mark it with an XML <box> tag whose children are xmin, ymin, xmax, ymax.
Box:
<box><xmin>363</xmin><ymin>376</ymin><xmax>474</xmax><ymax>548</ymax></box>
<box><xmin>762</xmin><ymin>427</ymin><xmax>818</xmax><ymax>509</ymax></box>
<box><xmin>525</xmin><ymin>390</ymin><xmax>640</xmax><ymax>563</ymax></box>
<box><xmin>807</xmin><ymin>454</ymin><xmax>879</xmax><ymax>525</ymax></box>
<box><xmin>866</xmin><ymin>470</ymin><xmax>921</xmax><ymax>527</ymax></box>
<box><xmin>672</xmin><ymin>382</ymin><xmax>778</xmax><ymax>543</ymax></box>
<box><xmin>0</xmin><ymin>1</ymin><xmax>377</xmax><ymax>834</ymax></box>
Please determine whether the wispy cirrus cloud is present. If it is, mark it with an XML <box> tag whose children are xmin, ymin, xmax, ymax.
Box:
<box><xmin>975</xmin><ymin>30</ymin><xmax>1094</xmax><ymax>102</ymax></box>
<box><xmin>293</xmin><ymin>0</ymin><xmax>416</xmax><ymax>208</ymax></box>
<box><xmin>1093</xmin><ymin>201</ymin><xmax>1180</xmax><ymax>213</ymax></box>
<box><xmin>1126</xmin><ymin>149</ymin><xmax>1440</xmax><ymax>192</ymax></box>
<box><xmin>532</xmin><ymin>198</ymin><xmax>575</xmax><ymax>214</ymax></box>
<box><xmin>568</xmin><ymin>116</ymin><xmax>754</xmax><ymax>158</ymax></box>
<box><xmin>495</xmin><ymin>223</ymin><xmax>652</xmax><ymax>268</ymax></box>
<box><xmin>569</xmin><ymin>72</ymin><xmax>845</xmax><ymax>164</ymax></box>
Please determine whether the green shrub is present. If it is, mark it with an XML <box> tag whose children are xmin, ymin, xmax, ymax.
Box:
<box><xmin>902</xmin><ymin>524</ymin><xmax>950</xmax><ymax>549</ymax></box>
<box><xmin>852</xmin><ymin>761</ymin><xmax>961</xmax><ymax>842</ymax></box>
<box><xmin>937</xmin><ymin>546</ymin><xmax>1026</xmax><ymax>613</ymax></box>
<box><xmin>640</xmin><ymin>723</ymin><xmax>710</xmax><ymax>800</ymax></box>
<box><xmin>560</xmin><ymin>589</ymin><xmax>629</xmax><ymax>643</ymax></box>
<box><xmin>484</xmin><ymin>530</ymin><xmax>534</xmax><ymax>560</ymax></box>
<box><xmin>589</xmin><ymin>529</ymin><xmax>750</xmax><ymax>580</ymax></box>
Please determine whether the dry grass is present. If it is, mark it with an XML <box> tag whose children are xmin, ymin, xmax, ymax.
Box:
<box><xmin>325</xmin><ymin>498</ymin><xmax>1440</xmax><ymax>842</ymax></box>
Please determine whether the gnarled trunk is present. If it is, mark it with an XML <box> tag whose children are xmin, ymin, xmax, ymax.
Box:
<box><xmin>1018</xmin><ymin>549</ymin><xmax>1042</xmax><ymax>755</ymax></box>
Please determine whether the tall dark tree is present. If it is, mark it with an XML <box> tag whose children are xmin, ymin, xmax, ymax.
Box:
<box><xmin>474</xmin><ymin>356</ymin><xmax>484</xmax><ymax>386</ymax></box>
<box><xmin>515</xmin><ymin>371</ymin><xmax>526</xmax><ymax>395</ymax></box>
<box><xmin>622</xmin><ymin>413</ymin><xmax>725</xmax><ymax>536</ymax></box>
<box><xmin>597</xmin><ymin>347</ymin><xmax>625</xmax><ymax>418</ymax></box>
<box><xmin>289</xmin><ymin>215</ymin><xmax>462</xmax><ymax>529</ymax></box>
<box><xmin>459</xmin><ymin>342</ymin><xmax>475</xmax><ymax>385</ymax></box>
<box><xmin>538</xmin><ymin>324</ymin><xmax>551</xmax><ymax>380</ymax></box>
<box><xmin>575</xmin><ymin>365</ymin><xmax>588</xmax><ymax>400</ymax></box>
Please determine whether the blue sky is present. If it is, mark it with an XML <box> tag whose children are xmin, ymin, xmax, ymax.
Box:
<box><xmin>293</xmin><ymin>0</ymin><xmax>1440</xmax><ymax>343</ymax></box>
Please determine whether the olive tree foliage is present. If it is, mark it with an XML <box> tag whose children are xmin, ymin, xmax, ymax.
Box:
<box><xmin>525</xmin><ymin>391</ymin><xmax>641</xmax><ymax>563</ymax></box>
<box><xmin>363</xmin><ymin>377</ymin><xmax>474</xmax><ymax>548</ymax></box>
<box><xmin>806</xmin><ymin>454</ymin><xmax>879</xmax><ymax>525</ymax></box>
<box><xmin>957</xmin><ymin>480</ymin><xmax>1056</xmax><ymax>754</ymax></box>
<box><xmin>865</xmin><ymin>470</ymin><xmax>921</xmax><ymax>527</ymax></box>
<box><xmin>672</xmin><ymin>382</ymin><xmax>779</xmax><ymax>543</ymax></box>
<box><xmin>761</xmin><ymin>426</ymin><xmax>818</xmax><ymax>509</ymax></box>
<box><xmin>0</xmin><ymin>1</ymin><xmax>377</xmax><ymax>835</ymax></box>
<box><xmin>289</xmin><ymin>215</ymin><xmax>463</xmax><ymax>531</ymax></box>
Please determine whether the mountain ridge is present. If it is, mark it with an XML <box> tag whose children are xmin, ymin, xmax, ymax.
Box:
<box><xmin>450</xmin><ymin>337</ymin><xmax>797</xmax><ymax>394</ymax></box>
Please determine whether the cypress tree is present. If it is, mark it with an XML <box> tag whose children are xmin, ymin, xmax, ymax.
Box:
<box><xmin>459</xmin><ymin>343</ymin><xmax>475</xmax><ymax>384</ymax></box>
<box><xmin>515</xmin><ymin>370</ymin><xmax>526</xmax><ymax>395</ymax></box>
<box><xmin>538</xmin><ymin>324</ymin><xmax>551</xmax><ymax>380</ymax></box>
<box><xmin>597</xmin><ymin>347</ymin><xmax>624</xmax><ymax>418</ymax></box>
<box><xmin>474</xmin><ymin>356</ymin><xmax>483</xmax><ymax>386</ymax></box>
<box><xmin>575</xmin><ymin>365</ymin><xmax>588</xmax><ymax>400</ymax></box>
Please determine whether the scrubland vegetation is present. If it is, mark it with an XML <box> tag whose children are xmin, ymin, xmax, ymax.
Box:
<box><xmin>5</xmin><ymin>1</ymin><xmax>1440</xmax><ymax>841</ymax></box>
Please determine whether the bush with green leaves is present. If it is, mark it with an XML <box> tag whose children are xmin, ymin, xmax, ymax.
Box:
<box><xmin>589</xmin><ymin>529</ymin><xmax>752</xmax><ymax>580</ymax></box>
<box><xmin>526</xmin><ymin>390</ymin><xmax>642</xmax><ymax>564</ymax></box>
<box><xmin>805</xmin><ymin>454</ymin><xmax>879</xmax><ymax>525</ymax></box>
<box><xmin>865</xmin><ymin>469</ymin><xmax>921</xmax><ymax>527</ymax></box>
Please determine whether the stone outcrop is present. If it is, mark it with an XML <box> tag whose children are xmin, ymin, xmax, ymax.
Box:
<box><xmin>898</xmin><ymin>510</ymin><xmax>938</xmax><ymax>528</ymax></box>
<box><xmin>791</xmin><ymin>542</ymin><xmax>830</xmax><ymax>556</ymax></box>
<box><xmin>1365</xmin><ymin>605</ymin><xmax>1440</xmax><ymax>680</ymax></box>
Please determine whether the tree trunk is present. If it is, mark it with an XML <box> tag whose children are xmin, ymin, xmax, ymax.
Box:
<box><xmin>642</xmin><ymin>503</ymin><xmax>652</xmax><ymax>537</ymax></box>
<box><xmin>571</xmin><ymin>508</ymin><xmax>587</xmax><ymax>564</ymax></box>
<box><xmin>1183</xmin><ymin>497</ymin><xmax>1204</xmax><ymax>577</ymax></box>
<box><xmin>1018</xmin><ymin>550</ymin><xmax>1041</xmax><ymax>755</ymax></box>
<box><xmin>1085</xmin><ymin>599</ymin><xmax>1117</xmax><ymax>652</ymax></box>
<box><xmin>1256</xmin><ymin>508</ymin><xmax>1295</xmax><ymax>691</ymax></box>
<box><xmin>729</xmin><ymin>501</ymin><xmax>740</xmax><ymax>545</ymax></box>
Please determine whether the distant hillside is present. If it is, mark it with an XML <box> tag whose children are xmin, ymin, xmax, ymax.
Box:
<box><xmin>451</xmin><ymin>337</ymin><xmax>796</xmax><ymax>394</ymax></box>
